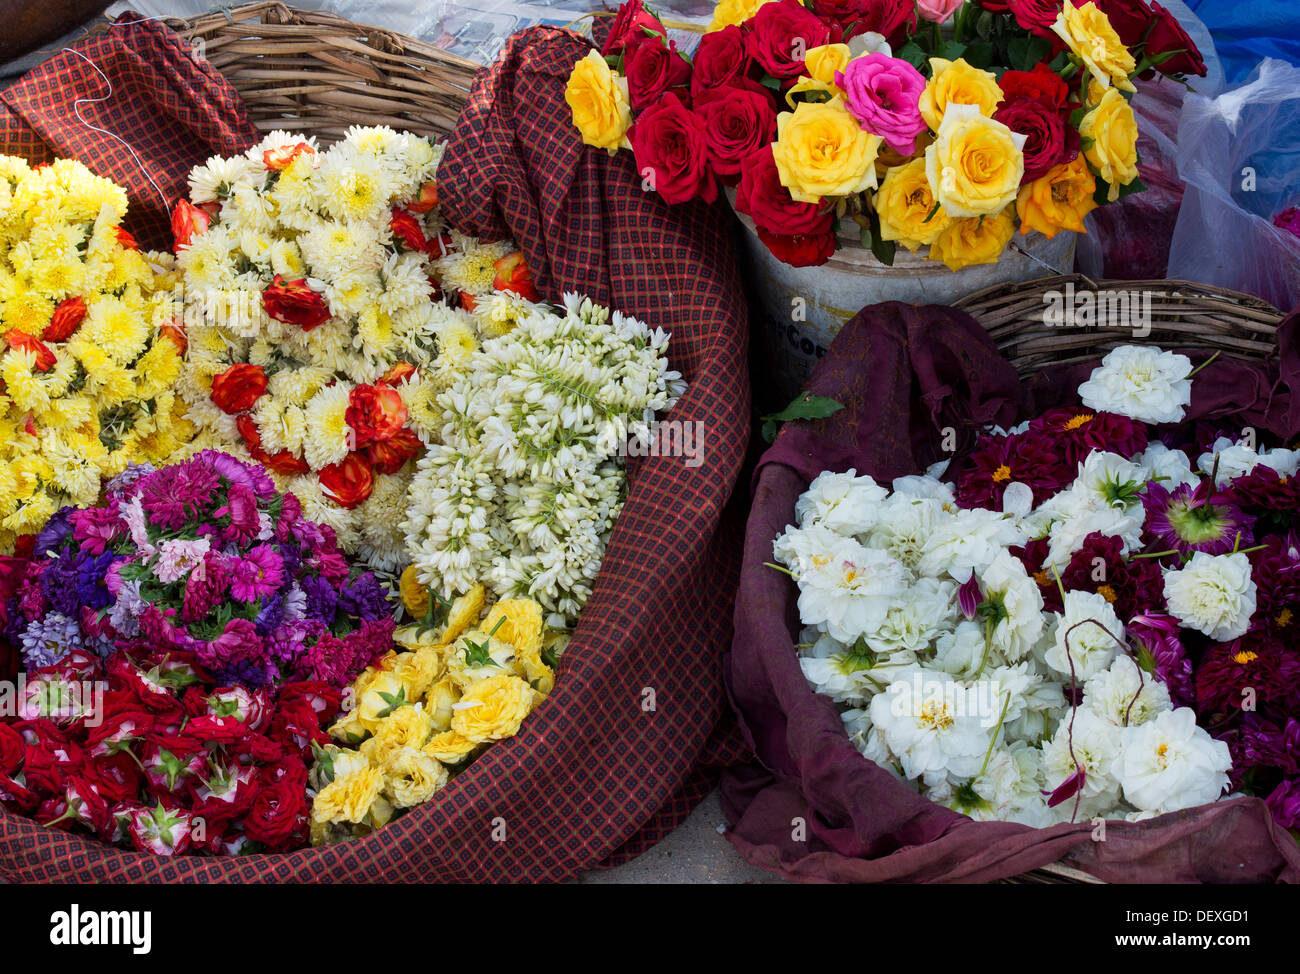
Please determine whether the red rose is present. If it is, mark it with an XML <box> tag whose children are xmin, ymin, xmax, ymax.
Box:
<box><xmin>210</xmin><ymin>363</ymin><xmax>268</xmax><ymax>414</ymax></box>
<box><xmin>997</xmin><ymin>62</ymin><xmax>1070</xmax><ymax>113</ymax></box>
<box><xmin>1145</xmin><ymin>2</ymin><xmax>1206</xmax><ymax>76</ymax></box>
<box><xmin>365</xmin><ymin>428</ymin><xmax>424</xmax><ymax>475</ymax></box>
<box><xmin>42</xmin><ymin>296</ymin><xmax>88</xmax><ymax>340</ymax></box>
<box><xmin>994</xmin><ymin>97</ymin><xmax>1075</xmax><ymax>183</ymax></box>
<box><xmin>0</xmin><ymin>725</ymin><xmax>22</xmax><ymax>776</ymax></box>
<box><xmin>807</xmin><ymin>0</ymin><xmax>913</xmax><ymax>43</ymax></box>
<box><xmin>1077</xmin><ymin>0</ymin><xmax>1154</xmax><ymax>48</ymax></box>
<box><xmin>390</xmin><ymin>208</ymin><xmax>427</xmax><ymax>252</ymax></box>
<box><xmin>629</xmin><ymin>93</ymin><xmax>718</xmax><ymax>205</ymax></box>
<box><xmin>4</xmin><ymin>329</ymin><xmax>55</xmax><ymax>371</ymax></box>
<box><xmin>1006</xmin><ymin>0</ymin><xmax>1063</xmax><ymax>37</ymax></box>
<box><xmin>263</xmin><ymin>275</ymin><xmax>331</xmax><ymax>330</ymax></box>
<box><xmin>271</xmin><ymin>697</ymin><xmax>330</xmax><ymax>757</ymax></box>
<box><xmin>22</xmin><ymin>740</ymin><xmax>82</xmax><ymax>795</ymax></box>
<box><xmin>171</xmin><ymin>199</ymin><xmax>211</xmax><ymax>250</ymax></box>
<box><xmin>492</xmin><ymin>251</ymin><xmax>541</xmax><ymax>302</ymax></box>
<box><xmin>691</xmin><ymin>25</ymin><xmax>753</xmax><ymax>103</ymax></box>
<box><xmin>243</xmin><ymin>762</ymin><xmax>308</xmax><ymax>849</ymax></box>
<box><xmin>602</xmin><ymin>0</ymin><xmax>666</xmax><ymax>56</ymax></box>
<box><xmin>747</xmin><ymin>0</ymin><xmax>832</xmax><ymax>80</ymax></box>
<box><xmin>261</xmin><ymin>449</ymin><xmax>311</xmax><ymax>477</ymax></box>
<box><xmin>0</xmin><ymin>773</ymin><xmax>39</xmax><ymax>813</ymax></box>
<box><xmin>624</xmin><ymin>35</ymin><xmax>692</xmax><ymax>111</ymax></box>
<box><xmin>757</xmin><ymin>227</ymin><xmax>838</xmax><ymax>266</ymax></box>
<box><xmin>262</xmin><ymin>141</ymin><xmax>315</xmax><ymax>171</ymax></box>
<box><xmin>319</xmin><ymin>453</ymin><xmax>374</xmax><ymax>509</ymax></box>
<box><xmin>735</xmin><ymin>144</ymin><xmax>833</xmax><ymax>237</ymax></box>
<box><xmin>978</xmin><ymin>0</ymin><xmax>1010</xmax><ymax>9</ymax></box>
<box><xmin>407</xmin><ymin>180</ymin><xmax>439</xmax><ymax>213</ymax></box>
<box><xmin>346</xmin><ymin>383</ymin><xmax>408</xmax><ymax>448</ymax></box>
<box><xmin>186</xmin><ymin>714</ymin><xmax>253</xmax><ymax>747</ymax></box>
<box><xmin>696</xmin><ymin>87</ymin><xmax>778</xmax><ymax>182</ymax></box>
<box><xmin>79</xmin><ymin>751</ymin><xmax>141</xmax><ymax>805</ymax></box>
<box><xmin>278</xmin><ymin>682</ymin><xmax>345</xmax><ymax>724</ymax></box>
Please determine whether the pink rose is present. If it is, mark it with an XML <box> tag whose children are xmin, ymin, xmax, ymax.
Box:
<box><xmin>916</xmin><ymin>0</ymin><xmax>963</xmax><ymax>23</ymax></box>
<box><xmin>835</xmin><ymin>54</ymin><xmax>927</xmax><ymax>156</ymax></box>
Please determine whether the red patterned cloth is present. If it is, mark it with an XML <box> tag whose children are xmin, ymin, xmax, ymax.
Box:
<box><xmin>0</xmin><ymin>24</ymin><xmax>753</xmax><ymax>881</ymax></box>
<box><xmin>0</xmin><ymin>12</ymin><xmax>259</xmax><ymax>250</ymax></box>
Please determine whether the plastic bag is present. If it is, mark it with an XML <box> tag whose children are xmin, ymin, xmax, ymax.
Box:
<box><xmin>1167</xmin><ymin>58</ymin><xmax>1300</xmax><ymax>311</ymax></box>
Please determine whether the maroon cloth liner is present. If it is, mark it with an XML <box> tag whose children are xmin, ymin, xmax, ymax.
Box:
<box><xmin>722</xmin><ymin>301</ymin><xmax>1300</xmax><ymax>883</ymax></box>
<box><xmin>0</xmin><ymin>24</ymin><xmax>753</xmax><ymax>882</ymax></box>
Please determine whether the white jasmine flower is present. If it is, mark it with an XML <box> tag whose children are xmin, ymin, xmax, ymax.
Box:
<box><xmin>1045</xmin><ymin>589</ymin><xmax>1123</xmax><ymax>680</ymax></box>
<box><xmin>1082</xmin><ymin>654</ymin><xmax>1171</xmax><ymax>728</ymax></box>
<box><xmin>1116</xmin><ymin>708</ymin><xmax>1231</xmax><ymax>814</ymax></box>
<box><xmin>1163</xmin><ymin>551</ymin><xmax>1257</xmax><ymax>641</ymax></box>
<box><xmin>795</xmin><ymin>468</ymin><xmax>888</xmax><ymax>534</ymax></box>
<box><xmin>1077</xmin><ymin>344</ymin><xmax>1192</xmax><ymax>425</ymax></box>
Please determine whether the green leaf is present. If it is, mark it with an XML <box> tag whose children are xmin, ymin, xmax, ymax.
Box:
<box><xmin>897</xmin><ymin>40</ymin><xmax>928</xmax><ymax>72</ymax></box>
<box><xmin>1007</xmin><ymin>35</ymin><xmax>1052</xmax><ymax>73</ymax></box>
<box><xmin>541</xmin><ymin>645</ymin><xmax>561</xmax><ymax>670</ymax></box>
<box><xmin>760</xmin><ymin>393</ymin><xmax>845</xmax><ymax>442</ymax></box>
<box><xmin>1093</xmin><ymin>174</ymin><xmax>1148</xmax><ymax>206</ymax></box>
<box><xmin>936</xmin><ymin>40</ymin><xmax>968</xmax><ymax>63</ymax></box>
<box><xmin>922</xmin><ymin>202</ymin><xmax>941</xmax><ymax>225</ymax></box>
<box><xmin>869</xmin><ymin>232</ymin><xmax>896</xmax><ymax>267</ymax></box>
<box><xmin>374</xmin><ymin>687</ymin><xmax>408</xmax><ymax>719</ymax></box>
<box><xmin>759</xmin><ymin>74</ymin><xmax>783</xmax><ymax>91</ymax></box>
<box><xmin>1069</xmin><ymin>105</ymin><xmax>1090</xmax><ymax>128</ymax></box>
<box><xmin>1047</xmin><ymin>50</ymin><xmax>1072</xmax><ymax>74</ymax></box>
<box><xmin>963</xmin><ymin>41</ymin><xmax>994</xmax><ymax>70</ymax></box>
<box><xmin>462</xmin><ymin>637</ymin><xmax>499</xmax><ymax>669</ymax></box>
<box><xmin>975</xmin><ymin>9</ymin><xmax>994</xmax><ymax>40</ymax></box>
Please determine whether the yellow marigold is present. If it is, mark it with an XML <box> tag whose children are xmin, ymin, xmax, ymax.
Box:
<box><xmin>1016</xmin><ymin>154</ymin><xmax>1098</xmax><ymax>237</ymax></box>
<box><xmin>565</xmin><ymin>50</ymin><xmax>632</xmax><ymax>154</ymax></box>
<box><xmin>927</xmin><ymin>207</ymin><xmax>1018</xmax><ymax>271</ymax></box>
<box><xmin>874</xmin><ymin>157</ymin><xmax>953</xmax><ymax>251</ymax></box>
<box><xmin>918</xmin><ymin>58</ymin><xmax>1003</xmax><ymax>132</ymax></box>
<box><xmin>1080</xmin><ymin>88</ymin><xmax>1139</xmax><ymax>201</ymax></box>
<box><xmin>451</xmin><ymin>674</ymin><xmax>538</xmax><ymax>744</ymax></box>
<box><xmin>1052</xmin><ymin>1</ymin><xmax>1137</xmax><ymax>94</ymax></box>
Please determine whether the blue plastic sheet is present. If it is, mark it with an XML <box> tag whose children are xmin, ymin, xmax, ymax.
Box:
<box><xmin>1184</xmin><ymin>0</ymin><xmax>1300</xmax><ymax>82</ymax></box>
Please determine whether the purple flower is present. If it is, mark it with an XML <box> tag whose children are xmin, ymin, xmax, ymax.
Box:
<box><xmin>196</xmin><ymin>450</ymin><xmax>275</xmax><ymax>498</ymax></box>
<box><xmin>109</xmin><ymin>580</ymin><xmax>149</xmax><ymax>638</ymax></box>
<box><xmin>214</xmin><ymin>483</ymin><xmax>262</xmax><ymax>546</ymax></box>
<box><xmin>1128</xmin><ymin>612</ymin><xmax>1195</xmax><ymax>708</ymax></box>
<box><xmin>835</xmin><ymin>54</ymin><xmax>927</xmax><ymax>155</ymax></box>
<box><xmin>1221</xmin><ymin>714</ymin><xmax>1299</xmax><ymax>788</ymax></box>
<box><xmin>1265</xmin><ymin>778</ymin><xmax>1300</xmax><ymax>828</ymax></box>
<box><xmin>33</xmin><ymin>508</ymin><xmax>74</xmax><ymax>557</ymax></box>
<box><xmin>253</xmin><ymin>593</ymin><xmax>286</xmax><ymax>636</ymax></box>
<box><xmin>19</xmin><ymin>613</ymin><xmax>82</xmax><ymax>669</ymax></box>
<box><xmin>1142</xmin><ymin>480</ymin><xmax>1254</xmax><ymax>556</ymax></box>
<box><xmin>181</xmin><ymin>551</ymin><xmax>230</xmax><ymax>624</ymax></box>
<box><xmin>70</xmin><ymin>503</ymin><xmax>124</xmax><ymax>555</ymax></box>
<box><xmin>105</xmin><ymin>462</ymin><xmax>155</xmax><ymax>501</ymax></box>
<box><xmin>229</xmin><ymin>545</ymin><xmax>284</xmax><ymax>603</ymax></box>
<box><xmin>201</xmin><ymin>617</ymin><xmax>263</xmax><ymax>672</ymax></box>
<box><xmin>300</xmin><ymin>575</ymin><xmax>338</xmax><ymax>622</ymax></box>
<box><xmin>339</xmin><ymin>572</ymin><xmax>392</xmax><ymax>623</ymax></box>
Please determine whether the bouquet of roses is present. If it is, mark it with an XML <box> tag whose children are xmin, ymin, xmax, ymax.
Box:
<box><xmin>308</xmin><ymin>581</ymin><xmax>556</xmax><ymax>844</ymax></box>
<box><xmin>565</xmin><ymin>0</ymin><xmax>1204</xmax><ymax>269</ymax></box>
<box><xmin>774</xmin><ymin>344</ymin><xmax>1299</xmax><ymax>828</ymax></box>
<box><xmin>173</xmin><ymin>126</ymin><xmax>539</xmax><ymax>568</ymax></box>
<box><xmin>0</xmin><ymin>156</ymin><xmax>192</xmax><ymax>555</ymax></box>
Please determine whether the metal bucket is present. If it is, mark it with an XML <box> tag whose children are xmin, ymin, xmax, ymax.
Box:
<box><xmin>733</xmin><ymin>200</ymin><xmax>1078</xmax><ymax>405</ymax></box>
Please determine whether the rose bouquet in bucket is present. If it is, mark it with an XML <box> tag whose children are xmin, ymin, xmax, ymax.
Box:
<box><xmin>726</xmin><ymin>298</ymin><xmax>1300</xmax><ymax>882</ymax></box>
<box><xmin>564</xmin><ymin>0</ymin><xmax>1205</xmax><ymax>270</ymax></box>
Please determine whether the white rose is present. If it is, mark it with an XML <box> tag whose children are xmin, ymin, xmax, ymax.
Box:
<box><xmin>1116</xmin><ymin>708</ymin><xmax>1231</xmax><ymax>813</ymax></box>
<box><xmin>1044</xmin><ymin>590</ymin><xmax>1124</xmax><ymax>680</ymax></box>
<box><xmin>1197</xmin><ymin>436</ymin><xmax>1300</xmax><ymax>487</ymax></box>
<box><xmin>1163</xmin><ymin>551</ymin><xmax>1257</xmax><ymax>641</ymax></box>
<box><xmin>795</xmin><ymin>468</ymin><xmax>889</xmax><ymax>535</ymax></box>
<box><xmin>1137</xmin><ymin>442</ymin><xmax>1198</xmax><ymax>490</ymax></box>
<box><xmin>1077</xmin><ymin>344</ymin><xmax>1192</xmax><ymax>425</ymax></box>
<box><xmin>795</xmin><ymin>536</ymin><xmax>910</xmax><ymax>643</ymax></box>
<box><xmin>917</xmin><ymin>507</ymin><xmax>1026</xmax><ymax>581</ymax></box>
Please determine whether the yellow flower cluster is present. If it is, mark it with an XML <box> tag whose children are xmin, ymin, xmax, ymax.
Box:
<box><xmin>0</xmin><ymin>156</ymin><xmax>191</xmax><ymax>551</ymax></box>
<box><xmin>309</xmin><ymin>576</ymin><xmax>557</xmax><ymax>844</ymax></box>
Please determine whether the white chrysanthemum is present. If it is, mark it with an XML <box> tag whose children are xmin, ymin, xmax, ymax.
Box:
<box><xmin>864</xmin><ymin>495</ymin><xmax>944</xmax><ymax>571</ymax></box>
<box><xmin>355</xmin><ymin>467</ymin><xmax>415</xmax><ymax>573</ymax></box>
<box><xmin>1042</xmin><ymin>709</ymin><xmax>1123</xmax><ymax>820</ymax></box>
<box><xmin>868</xmin><ymin>667</ymin><xmax>992</xmax><ymax>780</ymax></box>
<box><xmin>863</xmin><ymin>577</ymin><xmax>957</xmax><ymax>654</ymax></box>
<box><xmin>1116</xmin><ymin>707</ymin><xmax>1230</xmax><ymax>814</ymax></box>
<box><xmin>1044</xmin><ymin>589</ymin><xmax>1123</xmax><ymax>680</ymax></box>
<box><xmin>795</xmin><ymin>468</ymin><xmax>889</xmax><ymax>535</ymax></box>
<box><xmin>1196</xmin><ymin>436</ymin><xmax>1300</xmax><ymax>487</ymax></box>
<box><xmin>301</xmin><ymin>382</ymin><xmax>353</xmax><ymax>470</ymax></box>
<box><xmin>188</xmin><ymin>153</ymin><xmax>258</xmax><ymax>204</ymax></box>
<box><xmin>1077</xmin><ymin>344</ymin><xmax>1193</xmax><ymax>425</ymax></box>
<box><xmin>1083</xmin><ymin>653</ymin><xmax>1171</xmax><ymax>728</ymax></box>
<box><xmin>434</xmin><ymin>236</ymin><xmax>512</xmax><ymax>295</ymax></box>
<box><xmin>1162</xmin><ymin>551</ymin><xmax>1257</xmax><ymax>641</ymax></box>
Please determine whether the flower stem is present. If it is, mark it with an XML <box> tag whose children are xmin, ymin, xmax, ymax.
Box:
<box><xmin>1187</xmin><ymin>350</ymin><xmax>1221</xmax><ymax>378</ymax></box>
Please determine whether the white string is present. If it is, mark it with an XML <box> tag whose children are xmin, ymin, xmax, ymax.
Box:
<box><xmin>58</xmin><ymin>45</ymin><xmax>171</xmax><ymax>207</ymax></box>
<box><xmin>1008</xmin><ymin>239</ymin><xmax>1070</xmax><ymax>277</ymax></box>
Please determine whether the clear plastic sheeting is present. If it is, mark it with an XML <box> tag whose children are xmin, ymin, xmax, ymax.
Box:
<box><xmin>1167</xmin><ymin>59</ymin><xmax>1300</xmax><ymax>312</ymax></box>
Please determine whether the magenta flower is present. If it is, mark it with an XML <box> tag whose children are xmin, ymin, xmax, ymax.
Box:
<box><xmin>1265</xmin><ymin>778</ymin><xmax>1300</xmax><ymax>828</ymax></box>
<box><xmin>835</xmin><ymin>54</ymin><xmax>927</xmax><ymax>155</ymax></box>
<box><xmin>214</xmin><ymin>483</ymin><xmax>263</xmax><ymax>546</ymax></box>
<box><xmin>1142</xmin><ymin>480</ymin><xmax>1254</xmax><ymax>556</ymax></box>
<box><xmin>229</xmin><ymin>545</ymin><xmax>284</xmax><ymax>603</ymax></box>
<box><xmin>1128</xmin><ymin>612</ymin><xmax>1194</xmax><ymax>708</ymax></box>
<box><xmin>1274</xmin><ymin>207</ymin><xmax>1300</xmax><ymax>240</ymax></box>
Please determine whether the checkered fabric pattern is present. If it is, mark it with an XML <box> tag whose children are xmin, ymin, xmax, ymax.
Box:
<box><xmin>0</xmin><ymin>12</ymin><xmax>259</xmax><ymax>250</ymax></box>
<box><xmin>0</xmin><ymin>24</ymin><xmax>753</xmax><ymax>882</ymax></box>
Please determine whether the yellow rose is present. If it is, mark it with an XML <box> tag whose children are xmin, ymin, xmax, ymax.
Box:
<box><xmin>381</xmin><ymin>646</ymin><xmax>443</xmax><ymax>701</ymax></box>
<box><xmin>709</xmin><ymin>0</ymin><xmax>776</xmax><ymax>31</ymax></box>
<box><xmin>356</xmin><ymin>671</ymin><xmax>411</xmax><ymax>733</ymax></box>
<box><xmin>424</xmin><ymin>674</ymin><xmax>459</xmax><ymax>732</ymax></box>
<box><xmin>311</xmin><ymin>766</ymin><xmax>389</xmax><ymax>825</ymax></box>
<box><xmin>918</xmin><ymin>58</ymin><xmax>1003</xmax><ymax>132</ymax></box>
<box><xmin>329</xmin><ymin>707</ymin><xmax>369</xmax><ymax>745</ymax></box>
<box><xmin>444</xmin><ymin>583</ymin><xmax>486</xmax><ymax>644</ymax></box>
<box><xmin>873</xmin><ymin>158</ymin><xmax>954</xmax><ymax>251</ymax></box>
<box><xmin>446</xmin><ymin>630</ymin><xmax>517</xmax><ymax>689</ymax></box>
<box><xmin>924</xmin><ymin>103</ymin><xmax>1025</xmax><ymax>218</ymax></box>
<box><xmin>1016</xmin><ymin>154</ymin><xmax>1098</xmax><ymax>237</ymax></box>
<box><xmin>482</xmin><ymin>598</ymin><xmax>545</xmax><ymax>659</ymax></box>
<box><xmin>927</xmin><ymin>207</ymin><xmax>1017</xmax><ymax>271</ymax></box>
<box><xmin>773</xmin><ymin>97</ymin><xmax>882</xmax><ymax>203</ymax></box>
<box><xmin>370</xmin><ymin>704</ymin><xmax>436</xmax><ymax>757</ymax></box>
<box><xmin>424</xmin><ymin>729</ymin><xmax>478</xmax><ymax>765</ymax></box>
<box><xmin>1080</xmin><ymin>88</ymin><xmax>1139</xmax><ymax>201</ymax></box>
<box><xmin>565</xmin><ymin>50</ymin><xmax>632</xmax><ymax>154</ymax></box>
<box><xmin>382</xmin><ymin>746</ymin><xmax>448</xmax><ymax>809</ymax></box>
<box><xmin>451</xmin><ymin>675</ymin><xmax>537</xmax><ymax>744</ymax></box>
<box><xmin>803</xmin><ymin>44</ymin><xmax>851</xmax><ymax>88</ymax></box>
<box><xmin>1052</xmin><ymin>1</ymin><xmax>1137</xmax><ymax>93</ymax></box>
<box><xmin>399</xmin><ymin>564</ymin><xmax>429</xmax><ymax>618</ymax></box>
<box><xmin>784</xmin><ymin>77</ymin><xmax>837</xmax><ymax>111</ymax></box>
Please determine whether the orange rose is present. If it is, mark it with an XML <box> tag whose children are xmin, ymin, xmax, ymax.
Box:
<box><xmin>42</xmin><ymin>297</ymin><xmax>87</xmax><ymax>343</ymax></box>
<box><xmin>210</xmin><ymin>363</ymin><xmax>268</xmax><ymax>414</ymax></box>
<box><xmin>345</xmin><ymin>384</ymin><xmax>408</xmax><ymax>448</ymax></box>
<box><xmin>492</xmin><ymin>251</ymin><xmax>540</xmax><ymax>302</ymax></box>
<box><xmin>407</xmin><ymin>181</ymin><xmax>439</xmax><ymax>214</ymax></box>
<box><xmin>171</xmin><ymin>199</ymin><xmax>211</xmax><ymax>250</ymax></box>
<box><xmin>319</xmin><ymin>453</ymin><xmax>374</xmax><ymax>509</ymax></box>
<box><xmin>365</xmin><ymin>428</ymin><xmax>423</xmax><ymax>475</ymax></box>
<box><xmin>262</xmin><ymin>275</ymin><xmax>331</xmax><ymax>331</ymax></box>
<box><xmin>4</xmin><ymin>330</ymin><xmax>55</xmax><ymax>371</ymax></box>
<box><xmin>263</xmin><ymin>142</ymin><xmax>315</xmax><ymax>171</ymax></box>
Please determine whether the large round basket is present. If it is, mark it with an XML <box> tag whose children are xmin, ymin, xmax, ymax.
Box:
<box><xmin>168</xmin><ymin>1</ymin><xmax>481</xmax><ymax>144</ymax></box>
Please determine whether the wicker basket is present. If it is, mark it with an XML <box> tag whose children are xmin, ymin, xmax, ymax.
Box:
<box><xmin>955</xmin><ymin>274</ymin><xmax>1284</xmax><ymax>376</ymax></box>
<box><xmin>168</xmin><ymin>2</ymin><xmax>481</xmax><ymax>144</ymax></box>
